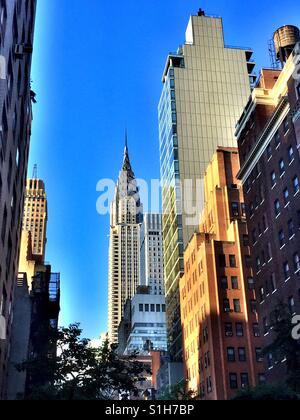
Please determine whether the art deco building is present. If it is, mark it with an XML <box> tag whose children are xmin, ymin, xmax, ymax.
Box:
<box><xmin>7</xmin><ymin>174</ymin><xmax>59</xmax><ymax>399</ymax></box>
<box><xmin>22</xmin><ymin>177</ymin><xmax>48</xmax><ymax>260</ymax></box>
<box><xmin>158</xmin><ymin>9</ymin><xmax>256</xmax><ymax>360</ymax></box>
<box><xmin>236</xmin><ymin>26</ymin><xmax>300</xmax><ymax>384</ymax></box>
<box><xmin>180</xmin><ymin>148</ymin><xmax>265</xmax><ymax>400</ymax></box>
<box><xmin>108</xmin><ymin>143</ymin><xmax>143</xmax><ymax>344</ymax></box>
<box><xmin>140</xmin><ymin>214</ymin><xmax>165</xmax><ymax>295</ymax></box>
<box><xmin>0</xmin><ymin>0</ymin><xmax>37</xmax><ymax>398</ymax></box>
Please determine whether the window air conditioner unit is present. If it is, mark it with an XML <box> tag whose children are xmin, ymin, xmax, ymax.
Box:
<box><xmin>0</xmin><ymin>315</ymin><xmax>6</xmax><ymax>340</ymax></box>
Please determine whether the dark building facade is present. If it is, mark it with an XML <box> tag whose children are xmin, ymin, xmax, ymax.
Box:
<box><xmin>0</xmin><ymin>0</ymin><xmax>37</xmax><ymax>397</ymax></box>
<box><xmin>7</xmin><ymin>267</ymin><xmax>60</xmax><ymax>400</ymax></box>
<box><xmin>236</xmin><ymin>31</ymin><xmax>300</xmax><ymax>383</ymax></box>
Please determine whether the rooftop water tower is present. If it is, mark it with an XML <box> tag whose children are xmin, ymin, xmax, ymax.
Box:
<box><xmin>273</xmin><ymin>25</ymin><xmax>300</xmax><ymax>65</ymax></box>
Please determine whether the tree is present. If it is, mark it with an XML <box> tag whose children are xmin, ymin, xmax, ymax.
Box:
<box><xmin>232</xmin><ymin>384</ymin><xmax>299</xmax><ymax>401</ymax></box>
<box><xmin>264</xmin><ymin>303</ymin><xmax>300</xmax><ymax>393</ymax></box>
<box><xmin>157</xmin><ymin>380</ymin><xmax>197</xmax><ymax>401</ymax></box>
<box><xmin>18</xmin><ymin>323</ymin><xmax>150</xmax><ymax>400</ymax></box>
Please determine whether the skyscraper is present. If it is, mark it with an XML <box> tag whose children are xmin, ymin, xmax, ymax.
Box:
<box><xmin>140</xmin><ymin>214</ymin><xmax>165</xmax><ymax>295</ymax></box>
<box><xmin>108</xmin><ymin>142</ymin><xmax>143</xmax><ymax>343</ymax></box>
<box><xmin>22</xmin><ymin>177</ymin><xmax>48</xmax><ymax>260</ymax></box>
<box><xmin>7</xmin><ymin>175</ymin><xmax>60</xmax><ymax>399</ymax></box>
<box><xmin>158</xmin><ymin>9</ymin><xmax>255</xmax><ymax>360</ymax></box>
<box><xmin>0</xmin><ymin>0</ymin><xmax>37</xmax><ymax>397</ymax></box>
<box><xmin>236</xmin><ymin>27</ymin><xmax>300</xmax><ymax>384</ymax></box>
<box><xmin>180</xmin><ymin>148</ymin><xmax>264</xmax><ymax>399</ymax></box>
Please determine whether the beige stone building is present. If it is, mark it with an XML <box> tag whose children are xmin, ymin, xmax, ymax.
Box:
<box><xmin>22</xmin><ymin>178</ymin><xmax>47</xmax><ymax>261</ymax></box>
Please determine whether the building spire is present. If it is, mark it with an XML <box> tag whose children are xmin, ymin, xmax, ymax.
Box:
<box><xmin>122</xmin><ymin>130</ymin><xmax>134</xmax><ymax>178</ymax></box>
<box><xmin>125</xmin><ymin>128</ymin><xmax>128</xmax><ymax>152</ymax></box>
<box><xmin>32</xmin><ymin>164</ymin><xmax>38</xmax><ymax>179</ymax></box>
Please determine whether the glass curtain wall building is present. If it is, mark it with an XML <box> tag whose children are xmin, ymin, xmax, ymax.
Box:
<box><xmin>158</xmin><ymin>11</ymin><xmax>255</xmax><ymax>360</ymax></box>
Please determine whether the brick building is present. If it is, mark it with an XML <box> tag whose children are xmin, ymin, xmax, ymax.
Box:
<box><xmin>180</xmin><ymin>148</ymin><xmax>264</xmax><ymax>400</ymax></box>
<box><xmin>236</xmin><ymin>27</ymin><xmax>300</xmax><ymax>383</ymax></box>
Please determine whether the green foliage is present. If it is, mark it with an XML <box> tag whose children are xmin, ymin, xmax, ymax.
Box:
<box><xmin>232</xmin><ymin>384</ymin><xmax>299</xmax><ymax>401</ymax></box>
<box><xmin>157</xmin><ymin>380</ymin><xmax>197</xmax><ymax>401</ymax></box>
<box><xmin>18</xmin><ymin>323</ymin><xmax>150</xmax><ymax>400</ymax></box>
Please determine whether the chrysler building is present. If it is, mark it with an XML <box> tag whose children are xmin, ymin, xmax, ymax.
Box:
<box><xmin>108</xmin><ymin>140</ymin><xmax>143</xmax><ymax>343</ymax></box>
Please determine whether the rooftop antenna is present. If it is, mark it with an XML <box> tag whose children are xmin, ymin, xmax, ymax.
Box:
<box><xmin>125</xmin><ymin>128</ymin><xmax>128</xmax><ymax>148</ymax></box>
<box><xmin>32</xmin><ymin>164</ymin><xmax>38</xmax><ymax>179</ymax></box>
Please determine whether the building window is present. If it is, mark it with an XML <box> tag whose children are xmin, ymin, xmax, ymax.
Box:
<box><xmin>283</xmin><ymin>188</ymin><xmax>290</xmax><ymax>205</ymax></box>
<box><xmin>236</xmin><ymin>323</ymin><xmax>244</xmax><ymax>337</ymax></box>
<box><xmin>229</xmin><ymin>373</ymin><xmax>238</xmax><ymax>389</ymax></box>
<box><xmin>255</xmin><ymin>348</ymin><xmax>263</xmax><ymax>363</ymax></box>
<box><xmin>241</xmin><ymin>203</ymin><xmax>246</xmax><ymax>218</ymax></box>
<box><xmin>225</xmin><ymin>322</ymin><xmax>233</xmax><ymax>337</ymax></box>
<box><xmin>252</xmin><ymin>229</ymin><xmax>257</xmax><ymax>244</ymax></box>
<box><xmin>267</xmin><ymin>143</ymin><xmax>272</xmax><ymax>159</ymax></box>
<box><xmin>156</xmin><ymin>304</ymin><xmax>161</xmax><ymax>312</ymax></box>
<box><xmin>241</xmin><ymin>373</ymin><xmax>249</xmax><ymax>389</ymax></box>
<box><xmin>162</xmin><ymin>304</ymin><xmax>166</xmax><ymax>312</ymax></box>
<box><xmin>221</xmin><ymin>277</ymin><xmax>228</xmax><ymax>290</ymax></box>
<box><xmin>271</xmin><ymin>171</ymin><xmax>276</xmax><ymax>186</ymax></box>
<box><xmin>231</xmin><ymin>202</ymin><xmax>239</xmax><ymax>217</ymax></box>
<box><xmin>284</xmin><ymin>118</ymin><xmax>289</xmax><ymax>134</ymax></box>
<box><xmin>238</xmin><ymin>348</ymin><xmax>247</xmax><ymax>362</ymax></box>
<box><xmin>275</xmin><ymin>131</ymin><xmax>281</xmax><ymax>147</ymax></box>
<box><xmin>139</xmin><ymin>304</ymin><xmax>143</xmax><ymax>312</ymax></box>
<box><xmin>278</xmin><ymin>230</ymin><xmax>285</xmax><ymax>247</ymax></box>
<box><xmin>245</xmin><ymin>256</ymin><xmax>252</xmax><ymax>268</ymax></box>
<box><xmin>151</xmin><ymin>304</ymin><xmax>155</xmax><ymax>312</ymax></box>
<box><xmin>234</xmin><ymin>299</ymin><xmax>241</xmax><ymax>313</ymax></box>
<box><xmin>258</xmin><ymin>374</ymin><xmax>266</xmax><ymax>385</ymax></box>
<box><xmin>274</xmin><ymin>199</ymin><xmax>281</xmax><ymax>216</ymax></box>
<box><xmin>284</xmin><ymin>262</ymin><xmax>290</xmax><ymax>280</ymax></box>
<box><xmin>288</xmin><ymin>219</ymin><xmax>295</xmax><ymax>238</ymax></box>
<box><xmin>227</xmin><ymin>348</ymin><xmax>236</xmax><ymax>362</ymax></box>
<box><xmin>256</xmin><ymin>257</ymin><xmax>261</xmax><ymax>272</ymax></box>
<box><xmin>288</xmin><ymin>296</ymin><xmax>296</xmax><ymax>315</ymax></box>
<box><xmin>248</xmin><ymin>277</ymin><xmax>255</xmax><ymax>290</ymax></box>
<box><xmin>231</xmin><ymin>277</ymin><xmax>239</xmax><ymax>290</ymax></box>
<box><xmin>294</xmin><ymin>253</ymin><xmax>300</xmax><ymax>272</ymax></box>
<box><xmin>279</xmin><ymin>159</ymin><xmax>285</xmax><ymax>175</ymax></box>
<box><xmin>270</xmin><ymin>273</ymin><xmax>277</xmax><ymax>292</ymax></box>
<box><xmin>145</xmin><ymin>304</ymin><xmax>149</xmax><ymax>312</ymax></box>
<box><xmin>250</xmin><ymin>300</ymin><xmax>257</xmax><ymax>314</ymax></box>
<box><xmin>229</xmin><ymin>255</ymin><xmax>237</xmax><ymax>268</ymax></box>
<box><xmin>259</xmin><ymin>286</ymin><xmax>265</xmax><ymax>303</ymax></box>
<box><xmin>253</xmin><ymin>323</ymin><xmax>260</xmax><ymax>337</ymax></box>
<box><xmin>293</xmin><ymin>176</ymin><xmax>300</xmax><ymax>194</ymax></box>
<box><xmin>243</xmin><ymin>234</ymin><xmax>249</xmax><ymax>246</ymax></box>
<box><xmin>223</xmin><ymin>299</ymin><xmax>230</xmax><ymax>313</ymax></box>
<box><xmin>288</xmin><ymin>146</ymin><xmax>294</xmax><ymax>162</ymax></box>
<box><xmin>267</xmin><ymin>353</ymin><xmax>273</xmax><ymax>369</ymax></box>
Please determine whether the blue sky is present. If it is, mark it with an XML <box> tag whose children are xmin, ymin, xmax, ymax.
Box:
<box><xmin>29</xmin><ymin>0</ymin><xmax>300</xmax><ymax>339</ymax></box>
